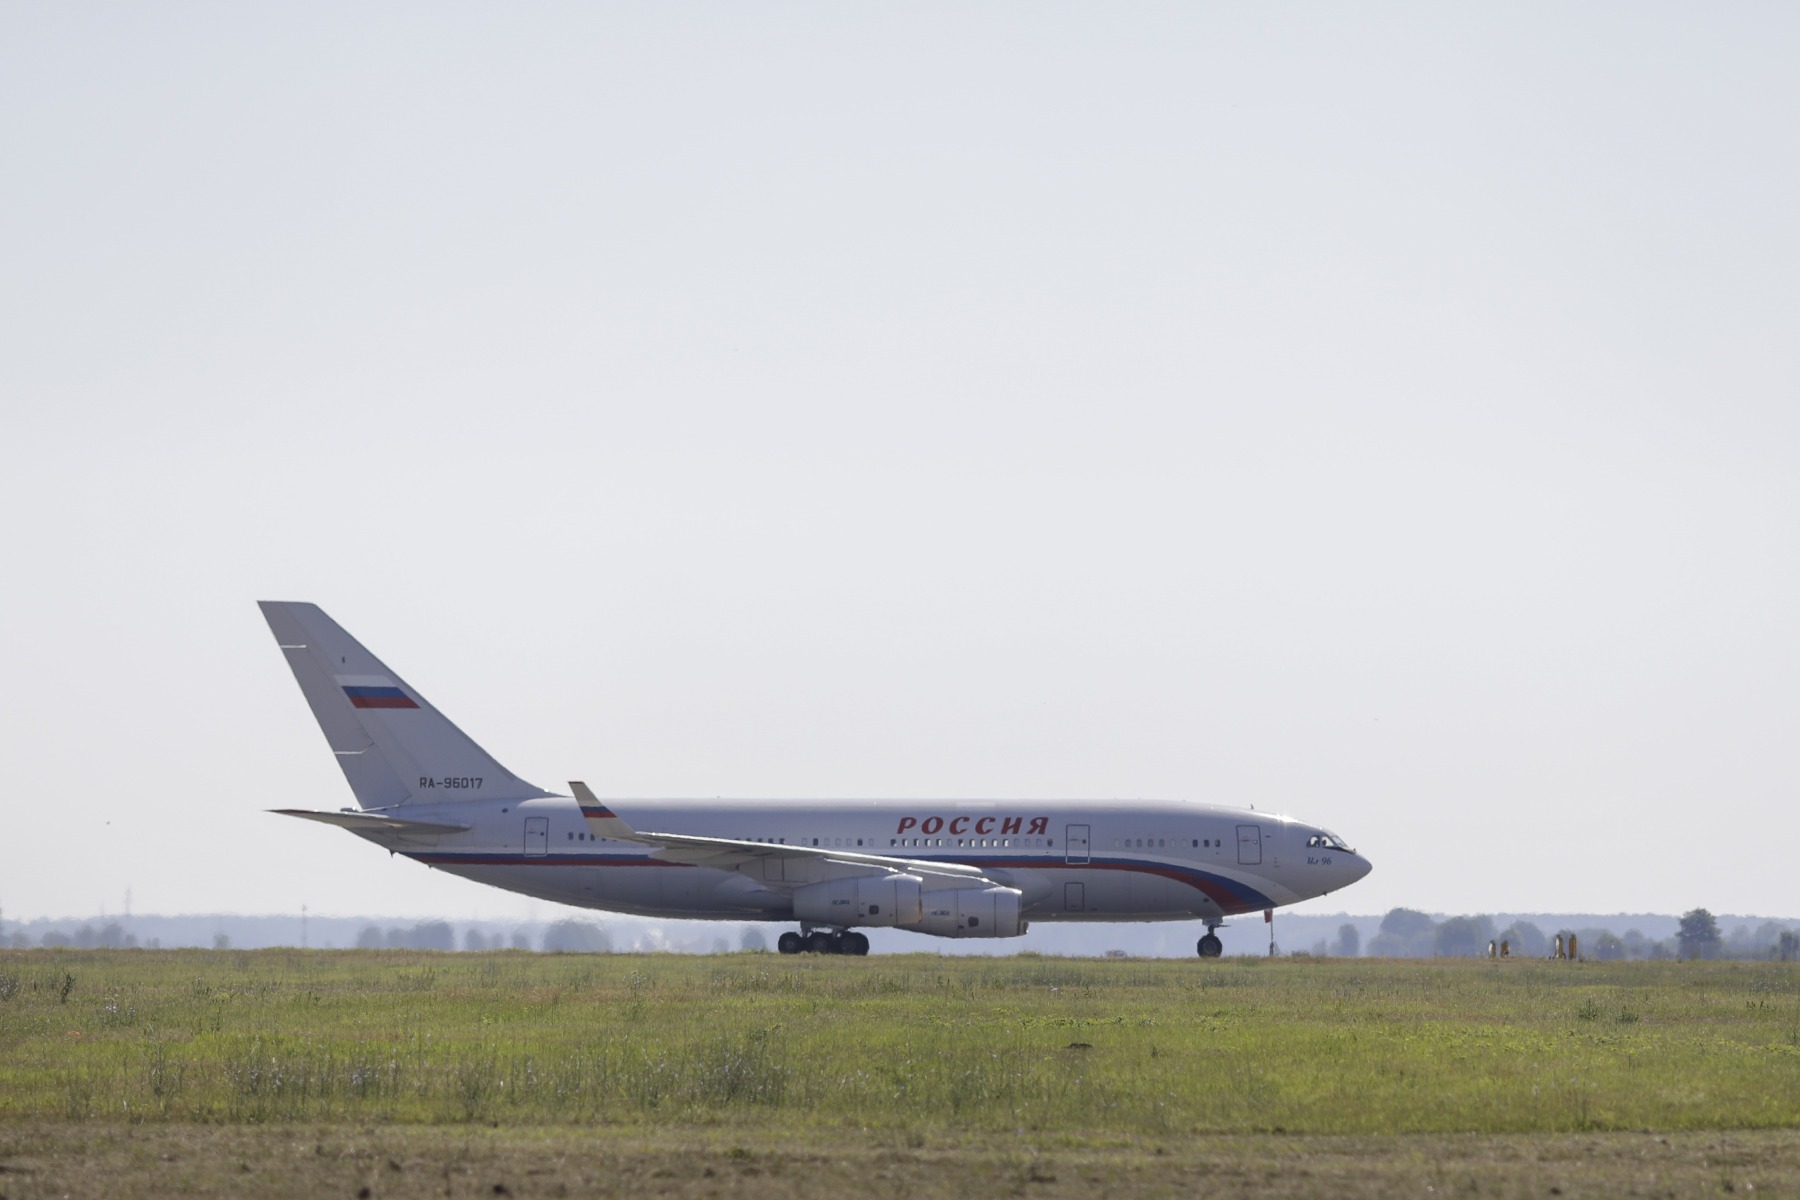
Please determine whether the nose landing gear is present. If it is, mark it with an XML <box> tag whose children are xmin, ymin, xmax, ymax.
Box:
<box><xmin>1196</xmin><ymin>923</ymin><xmax>1224</xmax><ymax>958</ymax></box>
<box><xmin>777</xmin><ymin>929</ymin><xmax>870</xmax><ymax>955</ymax></box>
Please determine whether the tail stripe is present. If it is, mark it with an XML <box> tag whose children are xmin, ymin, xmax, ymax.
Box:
<box><xmin>343</xmin><ymin>685</ymin><xmax>418</xmax><ymax>709</ymax></box>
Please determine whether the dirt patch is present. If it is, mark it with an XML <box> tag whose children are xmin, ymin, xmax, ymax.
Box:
<box><xmin>2</xmin><ymin>1124</ymin><xmax>1797</xmax><ymax>1200</ymax></box>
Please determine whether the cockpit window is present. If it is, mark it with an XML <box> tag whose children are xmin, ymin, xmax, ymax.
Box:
<box><xmin>1307</xmin><ymin>830</ymin><xmax>1355</xmax><ymax>853</ymax></box>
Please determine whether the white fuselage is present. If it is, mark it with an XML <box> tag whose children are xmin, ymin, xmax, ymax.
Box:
<box><xmin>257</xmin><ymin>601</ymin><xmax>1374</xmax><ymax>948</ymax></box>
<box><xmin>359</xmin><ymin>795</ymin><xmax>1372</xmax><ymax>931</ymax></box>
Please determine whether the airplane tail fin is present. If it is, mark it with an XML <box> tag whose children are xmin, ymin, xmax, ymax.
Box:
<box><xmin>259</xmin><ymin>601</ymin><xmax>554</xmax><ymax>809</ymax></box>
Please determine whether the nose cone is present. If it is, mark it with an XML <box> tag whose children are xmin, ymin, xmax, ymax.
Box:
<box><xmin>1347</xmin><ymin>853</ymin><xmax>1373</xmax><ymax>884</ymax></box>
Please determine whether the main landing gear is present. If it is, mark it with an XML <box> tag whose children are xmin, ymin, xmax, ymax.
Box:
<box><xmin>1196</xmin><ymin>923</ymin><xmax>1224</xmax><ymax>958</ymax></box>
<box><xmin>778</xmin><ymin>929</ymin><xmax>870</xmax><ymax>956</ymax></box>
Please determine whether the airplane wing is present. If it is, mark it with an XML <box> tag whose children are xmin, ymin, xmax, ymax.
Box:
<box><xmin>570</xmin><ymin>782</ymin><xmax>996</xmax><ymax>890</ymax></box>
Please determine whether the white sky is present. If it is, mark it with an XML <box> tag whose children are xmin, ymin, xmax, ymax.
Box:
<box><xmin>3</xmin><ymin>4</ymin><xmax>1796</xmax><ymax>924</ymax></box>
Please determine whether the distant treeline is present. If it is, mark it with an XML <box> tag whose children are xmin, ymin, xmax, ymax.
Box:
<box><xmin>345</xmin><ymin>919</ymin><xmax>770</xmax><ymax>954</ymax></box>
<box><xmin>0</xmin><ymin>917</ymin><xmax>766</xmax><ymax>955</ymax></box>
<box><xmin>4</xmin><ymin>910</ymin><xmax>1796</xmax><ymax>959</ymax></box>
<box><xmin>1340</xmin><ymin>907</ymin><xmax>1800</xmax><ymax>962</ymax></box>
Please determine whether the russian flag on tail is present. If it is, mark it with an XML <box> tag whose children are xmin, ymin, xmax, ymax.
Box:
<box><xmin>336</xmin><ymin>675</ymin><xmax>419</xmax><ymax>709</ymax></box>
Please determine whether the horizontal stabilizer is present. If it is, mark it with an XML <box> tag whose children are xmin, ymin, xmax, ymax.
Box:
<box><xmin>270</xmin><ymin>808</ymin><xmax>472</xmax><ymax>835</ymax></box>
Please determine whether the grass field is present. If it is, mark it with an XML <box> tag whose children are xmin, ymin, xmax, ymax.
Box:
<box><xmin>2</xmin><ymin>949</ymin><xmax>1797</xmax><ymax>1197</ymax></box>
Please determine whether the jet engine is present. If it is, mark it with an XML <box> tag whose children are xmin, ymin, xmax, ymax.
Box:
<box><xmin>792</xmin><ymin>874</ymin><xmax>924</xmax><ymax>927</ymax></box>
<box><xmin>912</xmin><ymin>885</ymin><xmax>1026</xmax><ymax>938</ymax></box>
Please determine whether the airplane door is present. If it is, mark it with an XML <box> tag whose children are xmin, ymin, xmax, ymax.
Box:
<box><xmin>1066</xmin><ymin>824</ymin><xmax>1090</xmax><ymax>864</ymax></box>
<box><xmin>1064</xmin><ymin>882</ymin><xmax>1085</xmax><ymax>912</ymax></box>
<box><xmin>524</xmin><ymin>817</ymin><xmax>549</xmax><ymax>857</ymax></box>
<box><xmin>1236</xmin><ymin>823</ymin><xmax>1261</xmax><ymax>866</ymax></box>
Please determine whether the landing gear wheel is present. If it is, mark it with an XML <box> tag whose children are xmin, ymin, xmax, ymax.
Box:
<box><xmin>806</xmin><ymin>931</ymin><xmax>834</xmax><ymax>955</ymax></box>
<box><xmin>1197</xmin><ymin>933</ymin><xmax>1223</xmax><ymax>958</ymax></box>
<box><xmin>777</xmin><ymin>931</ymin><xmax>802</xmax><ymax>955</ymax></box>
<box><xmin>842</xmin><ymin>931</ymin><xmax>870</xmax><ymax>956</ymax></box>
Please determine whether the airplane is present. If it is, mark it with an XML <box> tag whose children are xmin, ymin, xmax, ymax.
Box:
<box><xmin>260</xmin><ymin>601</ymin><xmax>1372</xmax><ymax>957</ymax></box>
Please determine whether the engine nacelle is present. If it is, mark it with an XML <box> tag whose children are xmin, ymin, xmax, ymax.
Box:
<box><xmin>792</xmin><ymin>874</ymin><xmax>924</xmax><ymax>928</ymax></box>
<box><xmin>910</xmin><ymin>885</ymin><xmax>1026</xmax><ymax>938</ymax></box>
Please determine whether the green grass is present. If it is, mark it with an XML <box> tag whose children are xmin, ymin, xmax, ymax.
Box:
<box><xmin>3</xmin><ymin>949</ymin><xmax>1797</xmax><ymax>1136</ymax></box>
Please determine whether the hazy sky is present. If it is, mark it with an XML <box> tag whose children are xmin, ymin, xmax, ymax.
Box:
<box><xmin>4</xmin><ymin>4</ymin><xmax>1796</xmax><ymax>925</ymax></box>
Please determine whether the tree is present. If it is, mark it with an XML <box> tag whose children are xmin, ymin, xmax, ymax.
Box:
<box><xmin>1334</xmin><ymin>923</ymin><xmax>1361</xmax><ymax>958</ymax></box>
<box><xmin>411</xmin><ymin>921</ymin><xmax>455</xmax><ymax>951</ymax></box>
<box><xmin>1589</xmin><ymin>931</ymin><xmax>1625</xmax><ymax>961</ymax></box>
<box><xmin>462</xmin><ymin>928</ymin><xmax>489</xmax><ymax>952</ymax></box>
<box><xmin>1677</xmin><ymin>908</ymin><xmax>1721</xmax><ymax>960</ymax></box>
<box><xmin>355</xmin><ymin>925</ymin><xmax>384</xmax><ymax>950</ymax></box>
<box><xmin>1367</xmin><ymin>908</ymin><xmax>1437</xmax><ymax>957</ymax></box>
<box><xmin>740</xmin><ymin>926</ymin><xmax>769</xmax><ymax>952</ymax></box>
<box><xmin>1433</xmin><ymin>915</ymin><xmax>1495</xmax><ymax>958</ymax></box>
<box><xmin>1498</xmin><ymin>921</ymin><xmax>1548</xmax><ymax>958</ymax></box>
<box><xmin>542</xmin><ymin>919</ymin><xmax>611</xmax><ymax>953</ymax></box>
